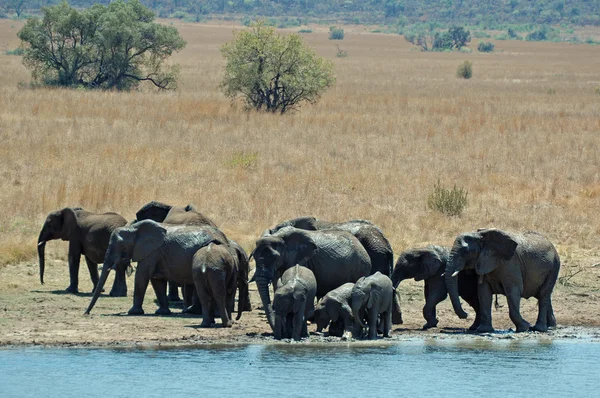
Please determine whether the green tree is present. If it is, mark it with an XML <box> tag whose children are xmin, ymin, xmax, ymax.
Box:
<box><xmin>220</xmin><ymin>22</ymin><xmax>336</xmax><ymax>114</ymax></box>
<box><xmin>17</xmin><ymin>0</ymin><xmax>186</xmax><ymax>90</ymax></box>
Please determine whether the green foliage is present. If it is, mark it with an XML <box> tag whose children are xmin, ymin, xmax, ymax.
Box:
<box><xmin>335</xmin><ymin>45</ymin><xmax>348</xmax><ymax>58</ymax></box>
<box><xmin>456</xmin><ymin>60</ymin><xmax>473</xmax><ymax>79</ymax></box>
<box><xmin>220</xmin><ymin>22</ymin><xmax>336</xmax><ymax>114</ymax></box>
<box><xmin>329</xmin><ymin>26</ymin><xmax>344</xmax><ymax>40</ymax></box>
<box><xmin>405</xmin><ymin>26</ymin><xmax>470</xmax><ymax>51</ymax></box>
<box><xmin>472</xmin><ymin>31</ymin><xmax>491</xmax><ymax>39</ymax></box>
<box><xmin>17</xmin><ymin>1</ymin><xmax>186</xmax><ymax>90</ymax></box>
<box><xmin>298</xmin><ymin>29</ymin><xmax>313</xmax><ymax>33</ymax></box>
<box><xmin>427</xmin><ymin>180</ymin><xmax>468</xmax><ymax>217</ymax></box>
<box><xmin>477</xmin><ymin>41</ymin><xmax>495</xmax><ymax>52</ymax></box>
<box><xmin>526</xmin><ymin>27</ymin><xmax>548</xmax><ymax>41</ymax></box>
<box><xmin>5</xmin><ymin>47</ymin><xmax>24</xmax><ymax>56</ymax></box>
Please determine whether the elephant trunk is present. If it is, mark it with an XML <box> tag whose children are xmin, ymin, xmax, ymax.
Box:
<box><xmin>84</xmin><ymin>265</ymin><xmax>111</xmax><ymax>315</ymax></box>
<box><xmin>236</xmin><ymin>279</ymin><xmax>248</xmax><ymax>321</ymax></box>
<box><xmin>444</xmin><ymin>252</ymin><xmax>469</xmax><ymax>319</ymax></box>
<box><xmin>254</xmin><ymin>271</ymin><xmax>275</xmax><ymax>330</ymax></box>
<box><xmin>37</xmin><ymin>241</ymin><xmax>46</xmax><ymax>285</ymax></box>
<box><xmin>351</xmin><ymin>296</ymin><xmax>368</xmax><ymax>329</ymax></box>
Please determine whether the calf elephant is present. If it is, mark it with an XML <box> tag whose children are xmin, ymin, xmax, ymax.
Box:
<box><xmin>314</xmin><ymin>283</ymin><xmax>356</xmax><ymax>339</ymax></box>
<box><xmin>37</xmin><ymin>207</ymin><xmax>128</xmax><ymax>296</ymax></box>
<box><xmin>252</xmin><ymin>226</ymin><xmax>371</xmax><ymax>330</ymax></box>
<box><xmin>444</xmin><ymin>228</ymin><xmax>560</xmax><ymax>333</ymax></box>
<box><xmin>392</xmin><ymin>245</ymin><xmax>480</xmax><ymax>330</ymax></box>
<box><xmin>351</xmin><ymin>272</ymin><xmax>394</xmax><ymax>339</ymax></box>
<box><xmin>272</xmin><ymin>265</ymin><xmax>317</xmax><ymax>341</ymax></box>
<box><xmin>84</xmin><ymin>220</ymin><xmax>230</xmax><ymax>315</ymax></box>
<box><xmin>193</xmin><ymin>242</ymin><xmax>246</xmax><ymax>328</ymax></box>
<box><xmin>266</xmin><ymin>216</ymin><xmax>402</xmax><ymax>324</ymax></box>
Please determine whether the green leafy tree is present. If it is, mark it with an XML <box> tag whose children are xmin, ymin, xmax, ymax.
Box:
<box><xmin>17</xmin><ymin>0</ymin><xmax>186</xmax><ymax>90</ymax></box>
<box><xmin>220</xmin><ymin>22</ymin><xmax>336</xmax><ymax>114</ymax></box>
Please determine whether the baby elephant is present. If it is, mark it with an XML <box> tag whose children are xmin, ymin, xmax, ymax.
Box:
<box><xmin>391</xmin><ymin>245</ymin><xmax>480</xmax><ymax>330</ymax></box>
<box><xmin>272</xmin><ymin>265</ymin><xmax>317</xmax><ymax>341</ymax></box>
<box><xmin>193</xmin><ymin>243</ymin><xmax>242</xmax><ymax>328</ymax></box>
<box><xmin>351</xmin><ymin>272</ymin><xmax>394</xmax><ymax>339</ymax></box>
<box><xmin>314</xmin><ymin>283</ymin><xmax>356</xmax><ymax>339</ymax></box>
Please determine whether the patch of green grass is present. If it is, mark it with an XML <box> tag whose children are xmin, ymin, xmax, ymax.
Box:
<box><xmin>226</xmin><ymin>151</ymin><xmax>259</xmax><ymax>170</ymax></box>
<box><xmin>427</xmin><ymin>180</ymin><xmax>468</xmax><ymax>217</ymax></box>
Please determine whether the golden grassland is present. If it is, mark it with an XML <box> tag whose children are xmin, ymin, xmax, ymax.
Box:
<box><xmin>0</xmin><ymin>19</ymin><xmax>599</xmax><ymax>281</ymax></box>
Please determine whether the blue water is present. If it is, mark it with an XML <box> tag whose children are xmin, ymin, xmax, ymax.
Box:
<box><xmin>0</xmin><ymin>339</ymin><xmax>598</xmax><ymax>397</ymax></box>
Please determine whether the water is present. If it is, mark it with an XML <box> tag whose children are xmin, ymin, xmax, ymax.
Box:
<box><xmin>1</xmin><ymin>339</ymin><xmax>598</xmax><ymax>398</ymax></box>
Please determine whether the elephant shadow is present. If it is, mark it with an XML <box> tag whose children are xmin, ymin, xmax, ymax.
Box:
<box><xmin>31</xmin><ymin>289</ymin><xmax>96</xmax><ymax>297</ymax></box>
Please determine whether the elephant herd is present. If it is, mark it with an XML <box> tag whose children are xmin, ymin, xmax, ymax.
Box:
<box><xmin>37</xmin><ymin>203</ymin><xmax>561</xmax><ymax>340</ymax></box>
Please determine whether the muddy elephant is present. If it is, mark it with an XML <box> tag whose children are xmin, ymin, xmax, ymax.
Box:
<box><xmin>84</xmin><ymin>220</ymin><xmax>231</xmax><ymax>315</ymax></box>
<box><xmin>37</xmin><ymin>207</ymin><xmax>128</xmax><ymax>296</ymax></box>
<box><xmin>392</xmin><ymin>245</ymin><xmax>480</xmax><ymax>330</ymax></box>
<box><xmin>351</xmin><ymin>272</ymin><xmax>394</xmax><ymax>339</ymax></box>
<box><xmin>272</xmin><ymin>265</ymin><xmax>317</xmax><ymax>341</ymax></box>
<box><xmin>193</xmin><ymin>242</ymin><xmax>247</xmax><ymax>327</ymax></box>
<box><xmin>133</xmin><ymin>201</ymin><xmax>251</xmax><ymax>313</ymax></box>
<box><xmin>314</xmin><ymin>282</ymin><xmax>357</xmax><ymax>339</ymax></box>
<box><xmin>444</xmin><ymin>228</ymin><xmax>560</xmax><ymax>333</ymax></box>
<box><xmin>252</xmin><ymin>226</ymin><xmax>371</xmax><ymax>330</ymax></box>
<box><xmin>266</xmin><ymin>216</ymin><xmax>402</xmax><ymax>324</ymax></box>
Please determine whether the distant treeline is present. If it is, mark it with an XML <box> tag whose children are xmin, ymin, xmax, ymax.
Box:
<box><xmin>4</xmin><ymin>0</ymin><xmax>600</xmax><ymax>26</ymax></box>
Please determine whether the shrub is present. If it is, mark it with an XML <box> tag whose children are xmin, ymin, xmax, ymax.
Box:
<box><xmin>335</xmin><ymin>45</ymin><xmax>348</xmax><ymax>58</ymax></box>
<box><xmin>526</xmin><ymin>29</ymin><xmax>548</xmax><ymax>41</ymax></box>
<box><xmin>298</xmin><ymin>29</ymin><xmax>313</xmax><ymax>33</ymax></box>
<box><xmin>427</xmin><ymin>180</ymin><xmax>469</xmax><ymax>217</ymax></box>
<box><xmin>5</xmin><ymin>47</ymin><xmax>24</xmax><ymax>56</ymax></box>
<box><xmin>477</xmin><ymin>41</ymin><xmax>495</xmax><ymax>52</ymax></box>
<box><xmin>329</xmin><ymin>26</ymin><xmax>344</xmax><ymax>40</ymax></box>
<box><xmin>456</xmin><ymin>60</ymin><xmax>473</xmax><ymax>79</ymax></box>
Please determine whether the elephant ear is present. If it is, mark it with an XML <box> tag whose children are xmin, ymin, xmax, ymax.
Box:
<box><xmin>131</xmin><ymin>220</ymin><xmax>167</xmax><ymax>262</ymax></box>
<box><xmin>476</xmin><ymin>229</ymin><xmax>518</xmax><ymax>275</ymax></box>
<box><xmin>61</xmin><ymin>208</ymin><xmax>79</xmax><ymax>240</ymax></box>
<box><xmin>367</xmin><ymin>288</ymin><xmax>380</xmax><ymax>310</ymax></box>
<box><xmin>282</xmin><ymin>229</ymin><xmax>317</xmax><ymax>267</ymax></box>
<box><xmin>134</xmin><ymin>201</ymin><xmax>172</xmax><ymax>223</ymax></box>
<box><xmin>290</xmin><ymin>216</ymin><xmax>319</xmax><ymax>231</ymax></box>
<box><xmin>327</xmin><ymin>300</ymin><xmax>341</xmax><ymax>323</ymax></box>
<box><xmin>414</xmin><ymin>249</ymin><xmax>445</xmax><ymax>281</ymax></box>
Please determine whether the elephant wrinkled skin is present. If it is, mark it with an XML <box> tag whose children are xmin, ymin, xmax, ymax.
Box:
<box><xmin>314</xmin><ymin>282</ymin><xmax>357</xmax><ymax>338</ymax></box>
<box><xmin>351</xmin><ymin>272</ymin><xmax>394</xmax><ymax>339</ymax></box>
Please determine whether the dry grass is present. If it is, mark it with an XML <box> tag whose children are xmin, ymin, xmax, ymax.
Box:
<box><xmin>1</xmin><ymin>19</ymin><xmax>599</xmax><ymax>275</ymax></box>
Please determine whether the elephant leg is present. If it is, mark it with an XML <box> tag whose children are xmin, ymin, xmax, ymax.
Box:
<box><xmin>66</xmin><ymin>241</ymin><xmax>82</xmax><ymax>294</ymax></box>
<box><xmin>392</xmin><ymin>289</ymin><xmax>403</xmax><ymax>324</ymax></box>
<box><xmin>504</xmin><ymin>285</ymin><xmax>530</xmax><ymax>332</ymax></box>
<box><xmin>547</xmin><ymin>300</ymin><xmax>557</xmax><ymax>328</ymax></box>
<box><xmin>151</xmin><ymin>278</ymin><xmax>171</xmax><ymax>315</ymax></box>
<box><xmin>292</xmin><ymin>301</ymin><xmax>307</xmax><ymax>341</ymax></box>
<box><xmin>367</xmin><ymin>310</ymin><xmax>378</xmax><ymax>340</ymax></box>
<box><xmin>85</xmin><ymin>257</ymin><xmax>100</xmax><ymax>293</ymax></box>
<box><xmin>195</xmin><ymin>278</ymin><xmax>215</xmax><ymax>327</ymax></box>
<box><xmin>182</xmin><ymin>284</ymin><xmax>202</xmax><ymax>314</ymax></box>
<box><xmin>422</xmin><ymin>279</ymin><xmax>447</xmax><ymax>330</ymax></box>
<box><xmin>167</xmin><ymin>281</ymin><xmax>181</xmax><ymax>302</ymax></box>
<box><xmin>128</xmin><ymin>266</ymin><xmax>150</xmax><ymax>315</ymax></box>
<box><xmin>475</xmin><ymin>282</ymin><xmax>494</xmax><ymax>333</ymax></box>
<box><xmin>533</xmin><ymin>272</ymin><xmax>558</xmax><ymax>332</ymax></box>
<box><xmin>382</xmin><ymin>299</ymin><xmax>392</xmax><ymax>338</ymax></box>
<box><xmin>109</xmin><ymin>263</ymin><xmax>128</xmax><ymax>297</ymax></box>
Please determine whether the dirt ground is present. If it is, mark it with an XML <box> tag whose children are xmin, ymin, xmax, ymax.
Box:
<box><xmin>1</xmin><ymin>254</ymin><xmax>600</xmax><ymax>348</ymax></box>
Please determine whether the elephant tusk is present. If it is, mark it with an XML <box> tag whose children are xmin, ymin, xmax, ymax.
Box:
<box><xmin>38</xmin><ymin>241</ymin><xmax>45</xmax><ymax>247</ymax></box>
<box><xmin>451</xmin><ymin>271</ymin><xmax>460</xmax><ymax>277</ymax></box>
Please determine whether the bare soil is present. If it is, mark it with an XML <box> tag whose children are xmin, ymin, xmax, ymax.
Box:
<box><xmin>1</xmin><ymin>257</ymin><xmax>600</xmax><ymax>348</ymax></box>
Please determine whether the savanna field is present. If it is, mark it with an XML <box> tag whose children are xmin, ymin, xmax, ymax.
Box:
<box><xmin>1</xmin><ymin>19</ymin><xmax>600</xmax><ymax>345</ymax></box>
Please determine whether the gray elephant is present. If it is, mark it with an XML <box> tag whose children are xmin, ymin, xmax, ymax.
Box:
<box><xmin>351</xmin><ymin>272</ymin><xmax>393</xmax><ymax>339</ymax></box>
<box><xmin>267</xmin><ymin>216</ymin><xmax>402</xmax><ymax>324</ymax></box>
<box><xmin>272</xmin><ymin>265</ymin><xmax>317</xmax><ymax>340</ymax></box>
<box><xmin>444</xmin><ymin>229</ymin><xmax>560</xmax><ymax>333</ymax></box>
<box><xmin>252</xmin><ymin>226</ymin><xmax>371</xmax><ymax>330</ymax></box>
<box><xmin>392</xmin><ymin>245</ymin><xmax>480</xmax><ymax>330</ymax></box>
<box><xmin>37</xmin><ymin>207</ymin><xmax>129</xmax><ymax>296</ymax></box>
<box><xmin>84</xmin><ymin>220</ymin><xmax>231</xmax><ymax>316</ymax></box>
<box><xmin>314</xmin><ymin>283</ymin><xmax>356</xmax><ymax>339</ymax></box>
<box><xmin>193</xmin><ymin>242</ymin><xmax>246</xmax><ymax>327</ymax></box>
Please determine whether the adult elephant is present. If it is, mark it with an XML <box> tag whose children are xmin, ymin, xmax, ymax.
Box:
<box><xmin>37</xmin><ymin>207</ymin><xmax>129</xmax><ymax>296</ymax></box>
<box><xmin>444</xmin><ymin>228</ymin><xmax>560</xmax><ymax>333</ymax></box>
<box><xmin>266</xmin><ymin>216</ymin><xmax>402</xmax><ymax>324</ymax></box>
<box><xmin>84</xmin><ymin>220</ymin><xmax>233</xmax><ymax>315</ymax></box>
<box><xmin>252</xmin><ymin>226</ymin><xmax>371</xmax><ymax>330</ymax></box>
<box><xmin>392</xmin><ymin>245</ymin><xmax>480</xmax><ymax>330</ymax></box>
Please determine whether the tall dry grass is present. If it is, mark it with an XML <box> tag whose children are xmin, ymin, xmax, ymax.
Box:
<box><xmin>1</xmin><ymin>20</ymin><xmax>599</xmax><ymax>267</ymax></box>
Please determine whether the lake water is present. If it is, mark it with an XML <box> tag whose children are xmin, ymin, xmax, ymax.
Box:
<box><xmin>1</xmin><ymin>339</ymin><xmax>598</xmax><ymax>397</ymax></box>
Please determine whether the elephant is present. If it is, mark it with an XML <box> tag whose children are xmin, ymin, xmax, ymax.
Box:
<box><xmin>84</xmin><ymin>219</ymin><xmax>232</xmax><ymax>316</ymax></box>
<box><xmin>272</xmin><ymin>265</ymin><xmax>317</xmax><ymax>341</ymax></box>
<box><xmin>37</xmin><ymin>207</ymin><xmax>129</xmax><ymax>296</ymax></box>
<box><xmin>314</xmin><ymin>283</ymin><xmax>357</xmax><ymax>339</ymax></box>
<box><xmin>252</xmin><ymin>226</ymin><xmax>371</xmax><ymax>330</ymax></box>
<box><xmin>391</xmin><ymin>245</ymin><xmax>480</xmax><ymax>330</ymax></box>
<box><xmin>266</xmin><ymin>216</ymin><xmax>402</xmax><ymax>324</ymax></box>
<box><xmin>351</xmin><ymin>272</ymin><xmax>394</xmax><ymax>339</ymax></box>
<box><xmin>444</xmin><ymin>228</ymin><xmax>561</xmax><ymax>333</ymax></box>
<box><xmin>192</xmin><ymin>242</ymin><xmax>246</xmax><ymax>327</ymax></box>
<box><xmin>133</xmin><ymin>201</ymin><xmax>251</xmax><ymax>313</ymax></box>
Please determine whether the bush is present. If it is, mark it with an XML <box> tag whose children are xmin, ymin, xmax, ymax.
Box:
<box><xmin>477</xmin><ymin>41</ymin><xmax>495</xmax><ymax>52</ymax></box>
<box><xmin>427</xmin><ymin>180</ymin><xmax>468</xmax><ymax>217</ymax></box>
<box><xmin>456</xmin><ymin>60</ymin><xmax>473</xmax><ymax>79</ymax></box>
<box><xmin>220</xmin><ymin>22</ymin><xmax>336</xmax><ymax>114</ymax></box>
<box><xmin>335</xmin><ymin>45</ymin><xmax>348</xmax><ymax>58</ymax></box>
<box><xmin>5</xmin><ymin>47</ymin><xmax>24</xmax><ymax>56</ymax></box>
<box><xmin>329</xmin><ymin>26</ymin><xmax>344</xmax><ymax>40</ymax></box>
<box><xmin>526</xmin><ymin>29</ymin><xmax>548</xmax><ymax>41</ymax></box>
<box><xmin>298</xmin><ymin>29</ymin><xmax>313</xmax><ymax>33</ymax></box>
